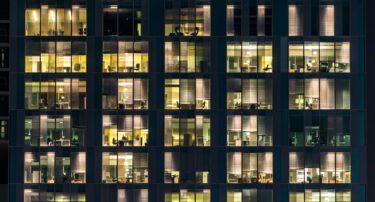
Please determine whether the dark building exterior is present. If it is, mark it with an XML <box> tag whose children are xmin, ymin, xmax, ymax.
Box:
<box><xmin>8</xmin><ymin>0</ymin><xmax>366</xmax><ymax>202</ymax></box>
<box><xmin>0</xmin><ymin>0</ymin><xmax>9</xmax><ymax>201</ymax></box>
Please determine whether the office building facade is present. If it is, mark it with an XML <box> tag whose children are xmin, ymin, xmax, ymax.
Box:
<box><xmin>9</xmin><ymin>0</ymin><xmax>366</xmax><ymax>201</ymax></box>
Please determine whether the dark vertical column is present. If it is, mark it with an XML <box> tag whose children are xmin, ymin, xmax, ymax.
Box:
<box><xmin>149</xmin><ymin>0</ymin><xmax>165</xmax><ymax>200</ymax></box>
<box><xmin>9</xmin><ymin>0</ymin><xmax>25</xmax><ymax>201</ymax></box>
<box><xmin>352</xmin><ymin>0</ymin><xmax>366</xmax><ymax>201</ymax></box>
<box><xmin>87</xmin><ymin>0</ymin><xmax>103</xmax><ymax>202</ymax></box>
<box><xmin>210</xmin><ymin>0</ymin><xmax>226</xmax><ymax>201</ymax></box>
<box><xmin>273</xmin><ymin>0</ymin><xmax>288</xmax><ymax>201</ymax></box>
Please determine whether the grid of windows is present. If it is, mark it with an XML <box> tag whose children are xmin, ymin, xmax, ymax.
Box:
<box><xmin>11</xmin><ymin>0</ymin><xmax>365</xmax><ymax>201</ymax></box>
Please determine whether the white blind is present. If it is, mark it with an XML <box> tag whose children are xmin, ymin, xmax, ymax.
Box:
<box><xmin>288</xmin><ymin>5</ymin><xmax>303</xmax><ymax>36</ymax></box>
<box><xmin>320</xmin><ymin>5</ymin><xmax>335</xmax><ymax>36</ymax></box>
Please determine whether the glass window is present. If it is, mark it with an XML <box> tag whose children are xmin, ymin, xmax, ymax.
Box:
<box><xmin>56</xmin><ymin>8</ymin><xmax>71</xmax><ymax>36</ymax></box>
<box><xmin>102</xmin><ymin>152</ymin><xmax>148</xmax><ymax>184</ymax></box>
<box><xmin>40</xmin><ymin>42</ymin><xmax>56</xmax><ymax>72</ymax></box>
<box><xmin>165</xmin><ymin>41</ymin><xmax>210</xmax><ymax>73</ymax></box>
<box><xmin>102</xmin><ymin>115</ymin><xmax>148</xmax><ymax>147</ymax></box>
<box><xmin>165</xmin><ymin>0</ymin><xmax>211</xmax><ymax>36</ymax></box>
<box><xmin>102</xmin><ymin>78</ymin><xmax>117</xmax><ymax>109</ymax></box>
<box><xmin>227</xmin><ymin>115</ymin><xmax>273</xmax><ymax>147</ymax></box>
<box><xmin>289</xmin><ymin>43</ymin><xmax>304</xmax><ymax>73</ymax></box>
<box><xmin>165</xmin><ymin>79</ymin><xmax>180</xmax><ymax>109</ymax></box>
<box><xmin>0</xmin><ymin>120</ymin><xmax>8</xmax><ymax>140</ymax></box>
<box><xmin>102</xmin><ymin>152</ymin><xmax>117</xmax><ymax>183</ymax></box>
<box><xmin>103</xmin><ymin>41</ymin><xmax>149</xmax><ymax>73</ymax></box>
<box><xmin>55</xmin><ymin>152</ymin><xmax>86</xmax><ymax>184</ymax></box>
<box><xmin>165</xmin><ymin>189</ymin><xmax>210</xmax><ymax>202</ymax></box>
<box><xmin>289</xmin><ymin>79</ymin><xmax>350</xmax><ymax>110</ymax></box>
<box><xmin>258</xmin><ymin>42</ymin><xmax>273</xmax><ymax>73</ymax></box>
<box><xmin>26</xmin><ymin>3</ymin><xmax>86</xmax><ymax>36</ymax></box>
<box><xmin>26</xmin><ymin>8</ymin><xmax>41</xmax><ymax>36</ymax></box>
<box><xmin>227</xmin><ymin>78</ymin><xmax>241</xmax><ymax>109</ymax></box>
<box><xmin>320</xmin><ymin>152</ymin><xmax>351</xmax><ymax>184</ymax></box>
<box><xmin>56</xmin><ymin>42</ymin><xmax>71</xmax><ymax>72</ymax></box>
<box><xmin>320</xmin><ymin>5</ymin><xmax>335</xmax><ymax>36</ymax></box>
<box><xmin>25</xmin><ymin>80</ymin><xmax>40</xmax><ymax>109</ymax></box>
<box><xmin>72</xmin><ymin>5</ymin><xmax>87</xmax><ymax>36</ymax></box>
<box><xmin>40</xmin><ymin>152</ymin><xmax>55</xmax><ymax>183</ymax></box>
<box><xmin>103</xmin><ymin>1</ymin><xmax>144</xmax><ymax>36</ymax></box>
<box><xmin>24</xmin><ymin>152</ymin><xmax>40</xmax><ymax>183</ymax></box>
<box><xmin>335</xmin><ymin>42</ymin><xmax>350</xmax><ymax>73</ymax></box>
<box><xmin>289</xmin><ymin>41</ymin><xmax>350</xmax><ymax>73</ymax></box>
<box><xmin>226</xmin><ymin>3</ymin><xmax>241</xmax><ymax>36</ymax></box>
<box><xmin>25</xmin><ymin>113</ymin><xmax>86</xmax><ymax>147</ymax></box>
<box><xmin>118</xmin><ymin>41</ymin><xmax>149</xmax><ymax>73</ymax></box>
<box><xmin>289</xmin><ymin>113</ymin><xmax>351</xmax><ymax>147</ymax></box>
<box><xmin>164</xmin><ymin>152</ymin><xmax>180</xmax><ymax>183</ymax></box>
<box><xmin>118</xmin><ymin>78</ymin><xmax>148</xmax><ymax>109</ymax></box>
<box><xmin>103</xmin><ymin>4</ymin><xmax>118</xmax><ymax>35</ymax></box>
<box><xmin>56</xmin><ymin>78</ymin><xmax>71</xmax><ymax>109</ymax></box>
<box><xmin>118</xmin><ymin>189</ymin><xmax>148</xmax><ymax>202</ymax></box>
<box><xmin>165</xmin><ymin>79</ymin><xmax>210</xmax><ymax>110</ymax></box>
<box><xmin>258</xmin><ymin>152</ymin><xmax>273</xmax><ymax>183</ymax></box>
<box><xmin>227</xmin><ymin>152</ymin><xmax>241</xmax><ymax>183</ymax></box>
<box><xmin>41</xmin><ymin>5</ymin><xmax>56</xmax><ymax>36</ymax></box>
<box><xmin>320</xmin><ymin>78</ymin><xmax>335</xmax><ymax>109</ymax></box>
<box><xmin>335</xmin><ymin>79</ymin><xmax>350</xmax><ymax>109</ymax></box>
<box><xmin>103</xmin><ymin>78</ymin><xmax>149</xmax><ymax>110</ymax></box>
<box><xmin>72</xmin><ymin>42</ymin><xmax>87</xmax><ymax>72</ymax></box>
<box><xmin>38</xmin><ymin>79</ymin><xmax>55</xmax><ymax>110</ymax></box>
<box><xmin>304</xmin><ymin>42</ymin><xmax>320</xmax><ymax>73</ymax></box>
<box><xmin>164</xmin><ymin>115</ymin><xmax>210</xmax><ymax>147</ymax></box>
<box><xmin>227</xmin><ymin>42</ymin><xmax>241</xmax><ymax>73</ymax></box>
<box><xmin>25</xmin><ymin>78</ymin><xmax>86</xmax><ymax>110</ymax></box>
<box><xmin>227</xmin><ymin>152</ymin><xmax>273</xmax><ymax>184</ymax></box>
<box><xmin>26</xmin><ymin>41</ymin><xmax>87</xmax><ymax>73</ymax></box>
<box><xmin>227</xmin><ymin>41</ymin><xmax>258</xmax><ymax>73</ymax></box>
<box><xmin>103</xmin><ymin>41</ymin><xmax>118</xmax><ymax>72</ymax></box>
<box><xmin>227</xmin><ymin>78</ymin><xmax>272</xmax><ymax>110</ymax></box>
<box><xmin>288</xmin><ymin>5</ymin><xmax>303</xmax><ymax>36</ymax></box>
<box><xmin>320</xmin><ymin>42</ymin><xmax>335</xmax><ymax>73</ymax></box>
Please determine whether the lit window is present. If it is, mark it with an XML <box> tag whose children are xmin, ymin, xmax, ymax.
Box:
<box><xmin>227</xmin><ymin>152</ymin><xmax>273</xmax><ymax>184</ymax></box>
<box><xmin>25</xmin><ymin>41</ymin><xmax>87</xmax><ymax>73</ymax></box>
<box><xmin>227</xmin><ymin>189</ymin><xmax>273</xmax><ymax>202</ymax></box>
<box><xmin>165</xmin><ymin>79</ymin><xmax>210</xmax><ymax>110</ymax></box>
<box><xmin>102</xmin><ymin>152</ymin><xmax>148</xmax><ymax>183</ymax></box>
<box><xmin>227</xmin><ymin>78</ymin><xmax>272</xmax><ymax>110</ymax></box>
<box><xmin>320</xmin><ymin>5</ymin><xmax>335</xmax><ymax>36</ymax></box>
<box><xmin>227</xmin><ymin>41</ymin><xmax>272</xmax><ymax>73</ymax></box>
<box><xmin>102</xmin><ymin>115</ymin><xmax>148</xmax><ymax>147</ymax></box>
<box><xmin>165</xmin><ymin>189</ymin><xmax>210</xmax><ymax>202</ymax></box>
<box><xmin>165</xmin><ymin>0</ymin><xmax>211</xmax><ymax>36</ymax></box>
<box><xmin>118</xmin><ymin>189</ymin><xmax>148</xmax><ymax>202</ymax></box>
<box><xmin>25</xmin><ymin>78</ymin><xmax>86</xmax><ymax>110</ymax></box>
<box><xmin>164</xmin><ymin>151</ymin><xmax>210</xmax><ymax>184</ymax></box>
<box><xmin>227</xmin><ymin>115</ymin><xmax>273</xmax><ymax>147</ymax></box>
<box><xmin>165</xmin><ymin>41</ymin><xmax>210</xmax><ymax>73</ymax></box>
<box><xmin>289</xmin><ymin>79</ymin><xmax>350</xmax><ymax>110</ymax></box>
<box><xmin>103</xmin><ymin>41</ymin><xmax>149</xmax><ymax>73</ymax></box>
<box><xmin>288</xmin><ymin>5</ymin><xmax>303</xmax><ymax>36</ymax></box>
<box><xmin>289</xmin><ymin>114</ymin><xmax>350</xmax><ymax>147</ymax></box>
<box><xmin>164</xmin><ymin>115</ymin><xmax>210</xmax><ymax>147</ymax></box>
<box><xmin>102</xmin><ymin>78</ymin><xmax>148</xmax><ymax>110</ymax></box>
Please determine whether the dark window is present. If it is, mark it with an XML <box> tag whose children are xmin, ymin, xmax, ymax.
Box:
<box><xmin>0</xmin><ymin>24</ymin><xmax>9</xmax><ymax>42</ymax></box>
<box><xmin>104</xmin><ymin>7</ymin><xmax>118</xmax><ymax>35</ymax></box>
<box><xmin>0</xmin><ymin>0</ymin><xmax>9</xmax><ymax>21</ymax></box>
<box><xmin>0</xmin><ymin>72</ymin><xmax>8</xmax><ymax>91</ymax></box>
<box><xmin>0</xmin><ymin>96</ymin><xmax>8</xmax><ymax>116</ymax></box>
<box><xmin>0</xmin><ymin>48</ymin><xmax>8</xmax><ymax>69</ymax></box>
